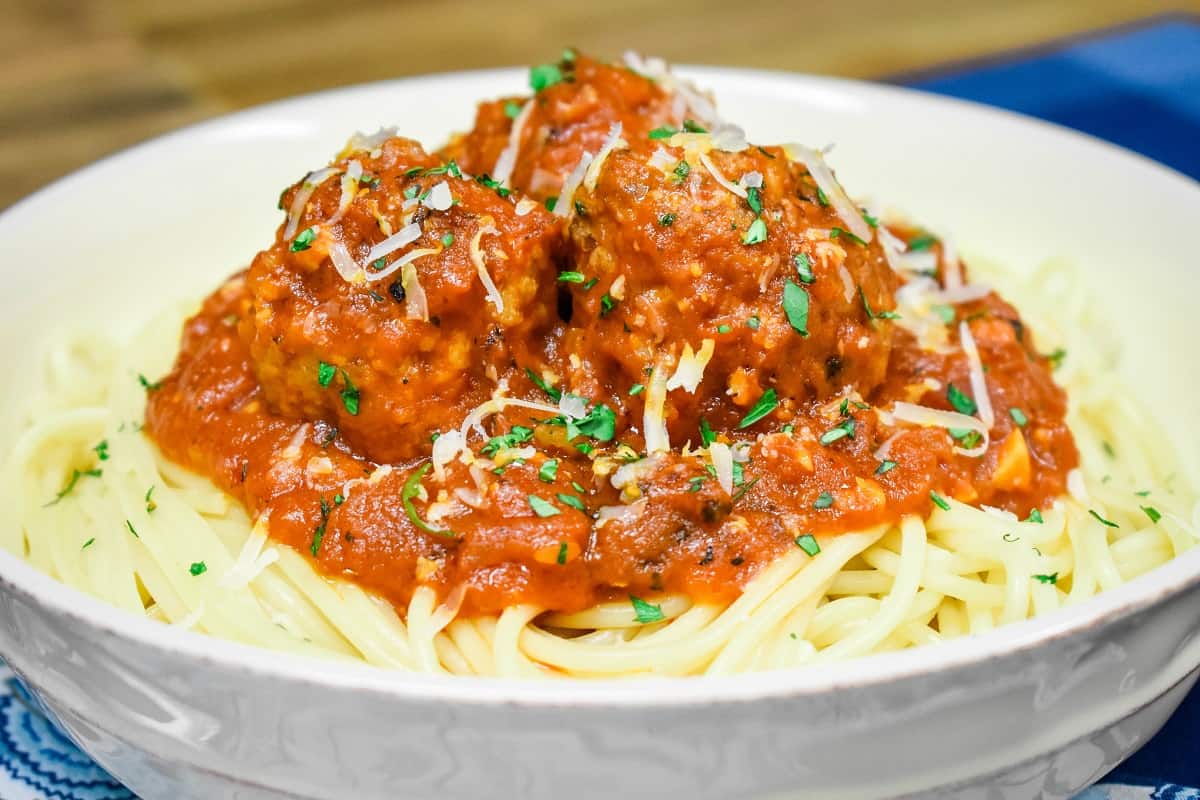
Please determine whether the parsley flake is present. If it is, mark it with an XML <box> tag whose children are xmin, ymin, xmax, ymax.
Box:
<box><xmin>783</xmin><ymin>280</ymin><xmax>810</xmax><ymax>337</ymax></box>
<box><xmin>630</xmin><ymin>595</ymin><xmax>665</xmax><ymax>623</ymax></box>
<box><xmin>189</xmin><ymin>562</ymin><xmax>207</xmax><ymax>577</ymax></box>
<box><xmin>290</xmin><ymin>227</ymin><xmax>317</xmax><ymax>252</ymax></box>
<box><xmin>1089</xmin><ymin>509</ymin><xmax>1119</xmax><ymax>528</ymax></box>
<box><xmin>947</xmin><ymin>383</ymin><xmax>978</xmax><ymax>416</ymax></box>
<box><xmin>813</xmin><ymin>492</ymin><xmax>834</xmax><ymax>509</ymax></box>
<box><xmin>742</xmin><ymin>218</ymin><xmax>768</xmax><ymax>246</ymax></box>
<box><xmin>557</xmin><ymin>493</ymin><xmax>586</xmax><ymax>512</ymax></box>
<box><xmin>930</xmin><ymin>491</ymin><xmax>951</xmax><ymax>511</ymax></box>
<box><xmin>1141</xmin><ymin>505</ymin><xmax>1162</xmax><ymax>523</ymax></box>
<box><xmin>1009</xmin><ymin>407</ymin><xmax>1029</xmax><ymax>427</ymax></box>
<box><xmin>317</xmin><ymin>361</ymin><xmax>336</xmax><ymax>387</ymax></box>
<box><xmin>876</xmin><ymin>459</ymin><xmax>898</xmax><ymax>475</ymax></box>
<box><xmin>528</xmin><ymin>495</ymin><xmax>560</xmax><ymax>517</ymax></box>
<box><xmin>1033</xmin><ymin>572</ymin><xmax>1058</xmax><ymax>585</ymax></box>
<box><xmin>794</xmin><ymin>534</ymin><xmax>820</xmax><ymax>557</ymax></box>
<box><xmin>793</xmin><ymin>253</ymin><xmax>815</xmax><ymax>283</ymax></box>
<box><xmin>737</xmin><ymin>388</ymin><xmax>778</xmax><ymax>429</ymax></box>
<box><xmin>538</xmin><ymin>459</ymin><xmax>559</xmax><ymax>483</ymax></box>
<box><xmin>529</xmin><ymin>63</ymin><xmax>564</xmax><ymax>92</ymax></box>
<box><xmin>402</xmin><ymin>463</ymin><xmax>455</xmax><ymax>537</ymax></box>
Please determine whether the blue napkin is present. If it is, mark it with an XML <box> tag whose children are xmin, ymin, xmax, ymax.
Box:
<box><xmin>0</xmin><ymin>18</ymin><xmax>1198</xmax><ymax>800</ymax></box>
<box><xmin>904</xmin><ymin>17</ymin><xmax>1200</xmax><ymax>797</ymax></box>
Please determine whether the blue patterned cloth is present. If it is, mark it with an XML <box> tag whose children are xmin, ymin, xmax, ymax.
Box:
<box><xmin>1</xmin><ymin>17</ymin><xmax>1198</xmax><ymax>800</ymax></box>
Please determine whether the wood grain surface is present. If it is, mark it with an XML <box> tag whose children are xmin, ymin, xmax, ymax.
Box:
<box><xmin>2</xmin><ymin>0</ymin><xmax>1195</xmax><ymax>208</ymax></box>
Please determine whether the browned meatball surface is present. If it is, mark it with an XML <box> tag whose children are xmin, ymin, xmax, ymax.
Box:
<box><xmin>243</xmin><ymin>135</ymin><xmax>563</xmax><ymax>463</ymax></box>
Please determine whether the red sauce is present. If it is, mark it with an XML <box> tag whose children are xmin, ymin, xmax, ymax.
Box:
<box><xmin>144</xmin><ymin>54</ymin><xmax>1077</xmax><ymax>618</ymax></box>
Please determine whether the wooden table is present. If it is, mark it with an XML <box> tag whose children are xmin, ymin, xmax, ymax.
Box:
<box><xmin>2</xmin><ymin>0</ymin><xmax>1194</xmax><ymax>209</ymax></box>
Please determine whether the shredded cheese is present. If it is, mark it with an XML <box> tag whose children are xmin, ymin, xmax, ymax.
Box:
<box><xmin>709</xmin><ymin>442</ymin><xmax>734</xmax><ymax>495</ymax></box>
<box><xmin>365</xmin><ymin>222</ymin><xmax>422</xmax><ymax>265</ymax></box>
<box><xmin>643</xmin><ymin>367</ymin><xmax>671</xmax><ymax>453</ymax></box>
<box><xmin>887</xmin><ymin>402</ymin><xmax>989</xmax><ymax>457</ymax></box>
<box><xmin>492</xmin><ymin>100</ymin><xmax>534</xmax><ymax>188</ymax></box>
<box><xmin>421</xmin><ymin>181</ymin><xmax>453</xmax><ymax>212</ymax></box>
<box><xmin>284</xmin><ymin>167</ymin><xmax>339</xmax><ymax>239</ymax></box>
<box><xmin>595</xmin><ymin>498</ymin><xmax>648</xmax><ymax>529</ymax></box>
<box><xmin>958</xmin><ymin>321</ymin><xmax>995</xmax><ymax>428</ymax></box>
<box><xmin>699</xmin><ymin>152</ymin><xmax>747</xmax><ymax>199</ymax></box>
<box><xmin>784</xmin><ymin>143</ymin><xmax>873</xmax><ymax>244</ymax></box>
<box><xmin>326</xmin><ymin>160</ymin><xmax>363</xmax><ymax>226</ymax></box>
<box><xmin>220</xmin><ymin>512</ymin><xmax>280</xmax><ymax>590</ymax></box>
<box><xmin>401</xmin><ymin>257</ymin><xmax>434</xmax><ymax>321</ymax></box>
<box><xmin>838</xmin><ymin>264</ymin><xmax>855</xmax><ymax>302</ymax></box>
<box><xmin>583</xmin><ymin>123</ymin><xmax>627</xmax><ymax>191</ymax></box>
<box><xmin>555</xmin><ymin>151</ymin><xmax>594</xmax><ymax>220</ymax></box>
<box><xmin>372</xmin><ymin>246</ymin><xmax>437</xmax><ymax>285</ymax></box>
<box><xmin>941</xmin><ymin>235</ymin><xmax>963</xmax><ymax>289</ymax></box>
<box><xmin>469</xmin><ymin>224</ymin><xmax>504</xmax><ymax>312</ymax></box>
<box><xmin>328</xmin><ymin>241</ymin><xmax>362</xmax><ymax>284</ymax></box>
<box><xmin>665</xmin><ymin>339</ymin><xmax>715</xmax><ymax>393</ymax></box>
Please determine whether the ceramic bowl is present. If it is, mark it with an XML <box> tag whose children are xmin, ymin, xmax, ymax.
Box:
<box><xmin>0</xmin><ymin>67</ymin><xmax>1198</xmax><ymax>800</ymax></box>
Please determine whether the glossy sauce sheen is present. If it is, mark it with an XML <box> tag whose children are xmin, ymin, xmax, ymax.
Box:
<box><xmin>146</xmin><ymin>55</ymin><xmax>1077</xmax><ymax>617</ymax></box>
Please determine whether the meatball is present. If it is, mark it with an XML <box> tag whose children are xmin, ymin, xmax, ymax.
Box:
<box><xmin>556</xmin><ymin>132</ymin><xmax>899</xmax><ymax>439</ymax></box>
<box><xmin>243</xmin><ymin>135</ymin><xmax>562</xmax><ymax>463</ymax></box>
<box><xmin>443</xmin><ymin>52</ymin><xmax>693</xmax><ymax>199</ymax></box>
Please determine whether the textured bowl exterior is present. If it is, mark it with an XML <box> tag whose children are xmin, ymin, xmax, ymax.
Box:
<box><xmin>0</xmin><ymin>67</ymin><xmax>1198</xmax><ymax>799</ymax></box>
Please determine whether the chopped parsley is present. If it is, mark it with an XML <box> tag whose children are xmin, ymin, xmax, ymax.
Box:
<box><xmin>290</xmin><ymin>226</ymin><xmax>317</xmax><ymax>252</ymax></box>
<box><xmin>474</xmin><ymin>173</ymin><xmax>511</xmax><ymax>198</ymax></box>
<box><xmin>682</xmin><ymin>119</ymin><xmax>707</xmax><ymax>133</ymax></box>
<box><xmin>648</xmin><ymin>126</ymin><xmax>677</xmax><ymax>140</ymax></box>
<box><xmin>830</xmin><ymin>227</ymin><xmax>867</xmax><ymax>246</ymax></box>
<box><xmin>907</xmin><ymin>233</ymin><xmax>938</xmax><ymax>251</ymax></box>
<box><xmin>138</xmin><ymin>373</ymin><xmax>162</xmax><ymax>391</ymax></box>
<box><xmin>1141</xmin><ymin>505</ymin><xmax>1162</xmax><ymax>523</ymax></box>
<box><xmin>481</xmin><ymin>425</ymin><xmax>534</xmax><ymax>455</ymax></box>
<box><xmin>629</xmin><ymin>595</ymin><xmax>665</xmax><ymax>623</ymax></box>
<box><xmin>1046</xmin><ymin>348</ymin><xmax>1067</xmax><ymax>369</ymax></box>
<box><xmin>860</xmin><ymin>286</ymin><xmax>901</xmax><ymax>321</ymax></box>
<box><xmin>441</xmin><ymin>232</ymin><xmax>455</xmax><ymax>247</ymax></box>
<box><xmin>145</xmin><ymin>485</ymin><xmax>157</xmax><ymax>513</ymax></box>
<box><xmin>402</xmin><ymin>463</ymin><xmax>455</xmax><ymax>537</ymax></box>
<box><xmin>317</xmin><ymin>361</ymin><xmax>336</xmax><ymax>388</ymax></box>
<box><xmin>629</xmin><ymin>383</ymin><xmax>645</xmax><ymax>396</ymax></box>
<box><xmin>93</xmin><ymin>440</ymin><xmax>109</xmax><ymax>461</ymax></box>
<box><xmin>538</xmin><ymin>459</ymin><xmax>559</xmax><ymax>483</ymax></box>
<box><xmin>658</xmin><ymin>213</ymin><xmax>676</xmax><ymax>226</ymax></box>
<box><xmin>742</xmin><ymin>218</ymin><xmax>768</xmax><ymax>246</ymax></box>
<box><xmin>1089</xmin><ymin>509</ymin><xmax>1119</xmax><ymax>528</ymax></box>
<box><xmin>504</xmin><ymin>100</ymin><xmax>523</xmax><ymax>119</ymax></box>
<box><xmin>813</xmin><ymin>492</ymin><xmax>834</xmax><ymax>509</ymax></box>
<box><xmin>819</xmin><ymin>419</ymin><xmax>856</xmax><ymax>446</ymax></box>
<box><xmin>557</xmin><ymin>271</ymin><xmax>586</xmax><ymax>284</ymax></box>
<box><xmin>1027</xmin><ymin>508</ymin><xmax>1044</xmax><ymax>524</ymax></box>
<box><xmin>794</xmin><ymin>533</ymin><xmax>821</xmax><ymax>557</ymax></box>
<box><xmin>737</xmin><ymin>388</ymin><xmax>778</xmax><ymax>429</ymax></box>
<box><xmin>673</xmin><ymin>160</ymin><xmax>690</xmax><ymax>183</ymax></box>
<box><xmin>45</xmin><ymin>468</ymin><xmax>102</xmax><ymax>506</ymax></box>
<box><xmin>946</xmin><ymin>383</ymin><xmax>978</xmax><ymax>416</ymax></box>
<box><xmin>189</xmin><ymin>562</ymin><xmax>207</xmax><ymax>577</ymax></box>
<box><xmin>746</xmin><ymin>186</ymin><xmax>763</xmax><ymax>215</ymax></box>
<box><xmin>931</xmin><ymin>304</ymin><xmax>955</xmax><ymax>325</ymax></box>
<box><xmin>717</xmin><ymin>323</ymin><xmax>732</xmax><ymax>334</ymax></box>
<box><xmin>1033</xmin><ymin>573</ymin><xmax>1058</xmax><ymax>585</ymax></box>
<box><xmin>339</xmin><ymin>370</ymin><xmax>360</xmax><ymax>415</ymax></box>
<box><xmin>793</xmin><ymin>253</ymin><xmax>815</xmax><ymax>283</ymax></box>
<box><xmin>529</xmin><ymin>63</ymin><xmax>565</xmax><ymax>92</ymax></box>
<box><xmin>125</xmin><ymin>519</ymin><xmax>139</xmax><ymax>538</ymax></box>
<box><xmin>816</xmin><ymin>187</ymin><xmax>830</xmax><ymax>206</ymax></box>
<box><xmin>557</xmin><ymin>493</ymin><xmax>586</xmax><ymax>512</ymax></box>
<box><xmin>699</xmin><ymin>417</ymin><xmax>717</xmax><ymax>447</ymax></box>
<box><xmin>582</xmin><ymin>276</ymin><xmax>599</xmax><ymax>290</ymax></box>
<box><xmin>930</xmin><ymin>491</ymin><xmax>951</xmax><ymax>511</ymax></box>
<box><xmin>568</xmin><ymin>404</ymin><xmax>617</xmax><ymax>442</ymax></box>
<box><xmin>310</xmin><ymin>522</ymin><xmax>326</xmax><ymax>557</ymax></box>
<box><xmin>525</xmin><ymin>367</ymin><xmax>562</xmax><ymax>401</ymax></box>
<box><xmin>747</xmin><ymin>315</ymin><xmax>761</xmax><ymax>330</ymax></box>
<box><xmin>81</xmin><ymin>538</ymin><xmax>96</xmax><ymax>550</ymax></box>
<box><xmin>556</xmin><ymin>542</ymin><xmax>569</xmax><ymax>565</ymax></box>
<box><xmin>1101</xmin><ymin>441</ymin><xmax>1116</xmax><ymax>459</ymax></box>
<box><xmin>600</xmin><ymin>294</ymin><xmax>617</xmax><ymax>316</ymax></box>
<box><xmin>783</xmin><ymin>280</ymin><xmax>810</xmax><ymax>337</ymax></box>
<box><xmin>544</xmin><ymin>196</ymin><xmax>558</xmax><ymax>212</ymax></box>
<box><xmin>528</xmin><ymin>495</ymin><xmax>560</xmax><ymax>517</ymax></box>
<box><xmin>1009</xmin><ymin>407</ymin><xmax>1029</xmax><ymax>427</ymax></box>
<box><xmin>572</xmin><ymin>481</ymin><xmax>586</xmax><ymax>493</ymax></box>
<box><xmin>875</xmin><ymin>459</ymin><xmax>898</xmax><ymax>475</ymax></box>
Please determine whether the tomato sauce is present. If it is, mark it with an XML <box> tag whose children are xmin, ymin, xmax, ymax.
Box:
<box><xmin>144</xmin><ymin>53</ymin><xmax>1076</xmax><ymax>617</ymax></box>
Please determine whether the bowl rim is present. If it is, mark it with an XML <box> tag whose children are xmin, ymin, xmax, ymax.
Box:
<box><xmin>1</xmin><ymin>64</ymin><xmax>1198</xmax><ymax>708</ymax></box>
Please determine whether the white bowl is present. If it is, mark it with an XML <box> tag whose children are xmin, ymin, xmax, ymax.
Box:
<box><xmin>0</xmin><ymin>67</ymin><xmax>1198</xmax><ymax>800</ymax></box>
